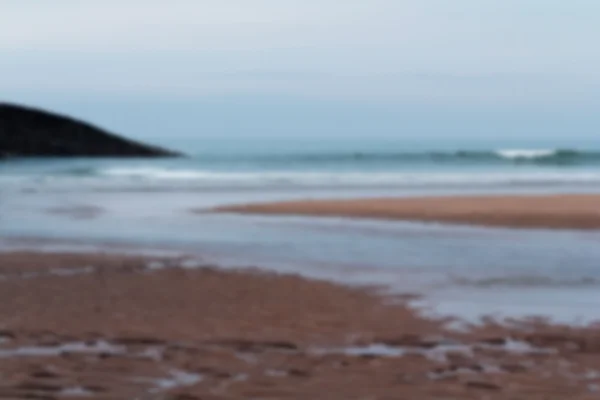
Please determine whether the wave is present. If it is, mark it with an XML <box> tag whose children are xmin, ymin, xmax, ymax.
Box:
<box><xmin>492</xmin><ymin>149</ymin><xmax>594</xmax><ymax>163</ymax></box>
<box><xmin>102</xmin><ymin>167</ymin><xmax>213</xmax><ymax>180</ymax></box>
<box><xmin>3</xmin><ymin>148</ymin><xmax>600</xmax><ymax>167</ymax></box>
<box><xmin>495</xmin><ymin>149</ymin><xmax>560</xmax><ymax>160</ymax></box>
<box><xmin>100</xmin><ymin>167</ymin><xmax>600</xmax><ymax>182</ymax></box>
<box><xmin>430</xmin><ymin>148</ymin><xmax>598</xmax><ymax>165</ymax></box>
<box><xmin>2</xmin><ymin>148</ymin><xmax>600</xmax><ymax>191</ymax></box>
<box><xmin>192</xmin><ymin>148</ymin><xmax>600</xmax><ymax>166</ymax></box>
<box><xmin>16</xmin><ymin>167</ymin><xmax>599</xmax><ymax>190</ymax></box>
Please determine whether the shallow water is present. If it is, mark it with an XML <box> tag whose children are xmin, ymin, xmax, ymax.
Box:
<box><xmin>2</xmin><ymin>178</ymin><xmax>600</xmax><ymax>326</ymax></box>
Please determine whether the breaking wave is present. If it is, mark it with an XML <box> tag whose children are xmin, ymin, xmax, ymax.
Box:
<box><xmin>10</xmin><ymin>168</ymin><xmax>597</xmax><ymax>191</ymax></box>
<box><xmin>181</xmin><ymin>148</ymin><xmax>600</xmax><ymax>166</ymax></box>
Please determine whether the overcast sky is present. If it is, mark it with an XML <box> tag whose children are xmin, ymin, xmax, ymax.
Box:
<box><xmin>1</xmin><ymin>1</ymin><xmax>599</xmax><ymax>143</ymax></box>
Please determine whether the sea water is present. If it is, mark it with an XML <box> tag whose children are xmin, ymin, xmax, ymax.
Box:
<box><xmin>4</xmin><ymin>138</ymin><xmax>600</xmax><ymax>192</ymax></box>
<box><xmin>2</xmin><ymin>138</ymin><xmax>600</xmax><ymax>325</ymax></box>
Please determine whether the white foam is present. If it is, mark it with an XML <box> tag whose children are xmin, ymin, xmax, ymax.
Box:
<box><xmin>496</xmin><ymin>149</ymin><xmax>557</xmax><ymax>160</ymax></box>
<box><xmin>102</xmin><ymin>167</ymin><xmax>214</xmax><ymax>180</ymax></box>
<box><xmin>94</xmin><ymin>167</ymin><xmax>600</xmax><ymax>189</ymax></box>
<box><xmin>4</xmin><ymin>166</ymin><xmax>600</xmax><ymax>195</ymax></box>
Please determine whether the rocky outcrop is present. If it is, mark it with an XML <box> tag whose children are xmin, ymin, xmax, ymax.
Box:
<box><xmin>0</xmin><ymin>103</ymin><xmax>181</xmax><ymax>158</ymax></box>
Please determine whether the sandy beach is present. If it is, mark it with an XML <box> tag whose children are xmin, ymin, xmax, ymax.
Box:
<box><xmin>214</xmin><ymin>194</ymin><xmax>600</xmax><ymax>230</ymax></box>
<box><xmin>1</xmin><ymin>251</ymin><xmax>600</xmax><ymax>399</ymax></box>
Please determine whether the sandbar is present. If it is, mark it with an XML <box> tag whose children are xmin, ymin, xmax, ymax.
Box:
<box><xmin>214</xmin><ymin>194</ymin><xmax>600</xmax><ymax>230</ymax></box>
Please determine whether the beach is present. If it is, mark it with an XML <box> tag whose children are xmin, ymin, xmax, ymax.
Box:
<box><xmin>5</xmin><ymin>0</ymin><xmax>600</xmax><ymax>396</ymax></box>
<box><xmin>215</xmin><ymin>194</ymin><xmax>600</xmax><ymax>230</ymax></box>
<box><xmin>3</xmin><ymin>153</ymin><xmax>600</xmax><ymax>399</ymax></box>
<box><xmin>2</xmin><ymin>251</ymin><xmax>600</xmax><ymax>399</ymax></box>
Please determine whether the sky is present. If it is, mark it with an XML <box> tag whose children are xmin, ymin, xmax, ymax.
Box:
<box><xmin>1</xmin><ymin>1</ymin><xmax>600</xmax><ymax>144</ymax></box>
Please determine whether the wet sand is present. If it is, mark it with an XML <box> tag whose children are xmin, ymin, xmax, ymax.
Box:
<box><xmin>214</xmin><ymin>194</ymin><xmax>600</xmax><ymax>230</ymax></box>
<box><xmin>2</xmin><ymin>252</ymin><xmax>600</xmax><ymax>399</ymax></box>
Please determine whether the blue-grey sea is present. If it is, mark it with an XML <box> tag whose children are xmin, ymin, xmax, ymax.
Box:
<box><xmin>3</xmin><ymin>138</ymin><xmax>600</xmax><ymax>325</ymax></box>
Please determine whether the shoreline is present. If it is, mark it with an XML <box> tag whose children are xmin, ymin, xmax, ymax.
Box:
<box><xmin>2</xmin><ymin>251</ymin><xmax>600</xmax><ymax>398</ymax></box>
<box><xmin>213</xmin><ymin>194</ymin><xmax>600</xmax><ymax>230</ymax></box>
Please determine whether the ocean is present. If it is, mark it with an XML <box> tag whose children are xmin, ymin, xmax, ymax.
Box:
<box><xmin>4</xmin><ymin>139</ymin><xmax>600</xmax><ymax>192</ymax></box>
<box><xmin>3</xmin><ymin>139</ymin><xmax>600</xmax><ymax>325</ymax></box>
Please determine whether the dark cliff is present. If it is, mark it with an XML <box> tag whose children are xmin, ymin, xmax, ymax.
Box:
<box><xmin>0</xmin><ymin>103</ymin><xmax>180</xmax><ymax>158</ymax></box>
